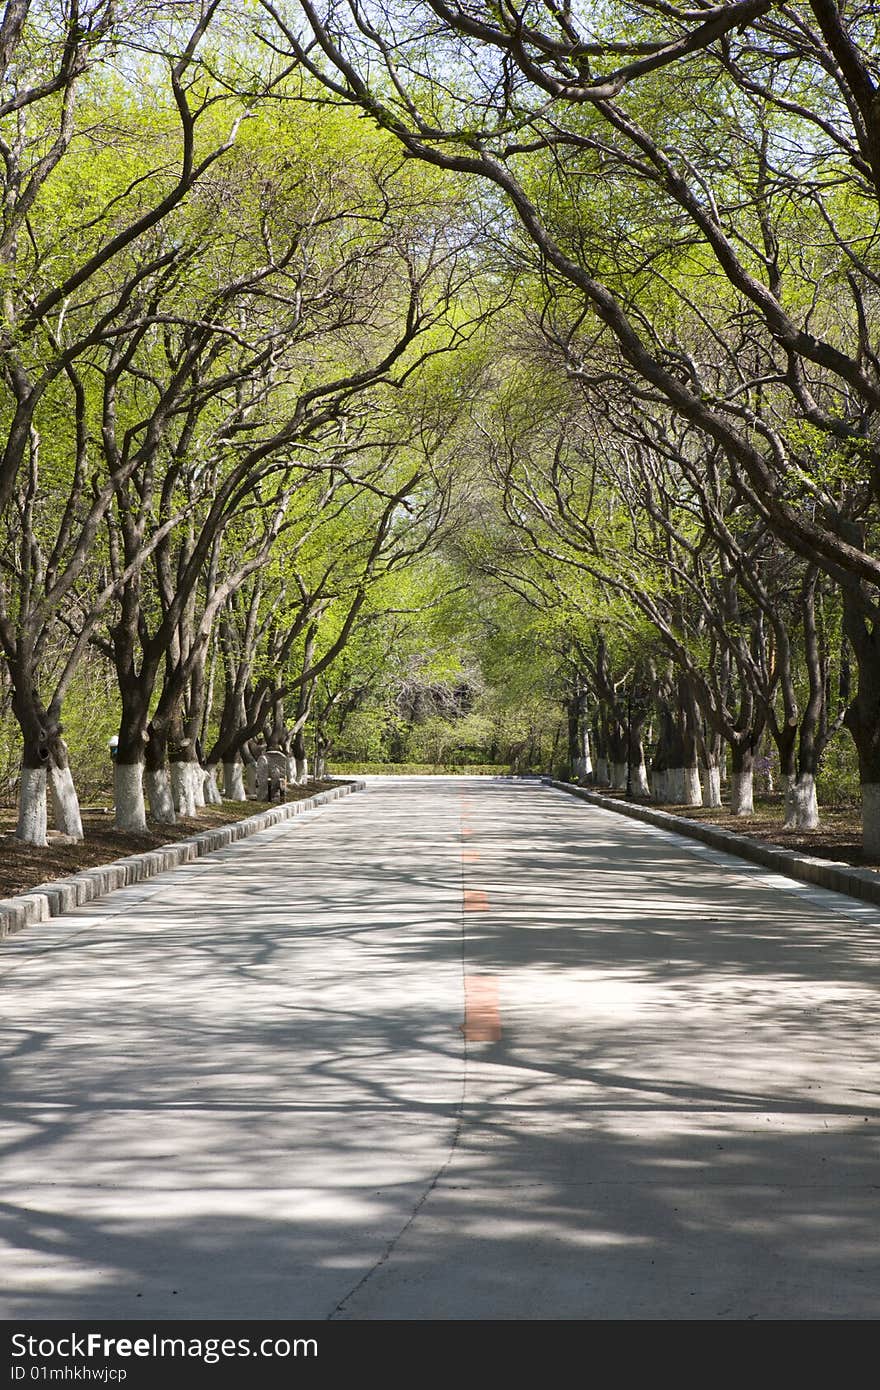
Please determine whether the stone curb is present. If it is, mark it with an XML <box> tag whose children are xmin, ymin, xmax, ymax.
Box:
<box><xmin>0</xmin><ymin>780</ymin><xmax>365</xmax><ymax>941</ymax></box>
<box><xmin>544</xmin><ymin>778</ymin><xmax>880</xmax><ymax>908</ymax></box>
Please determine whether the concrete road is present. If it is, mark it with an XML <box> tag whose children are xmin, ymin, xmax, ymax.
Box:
<box><xmin>1</xmin><ymin>777</ymin><xmax>879</xmax><ymax>1320</ymax></box>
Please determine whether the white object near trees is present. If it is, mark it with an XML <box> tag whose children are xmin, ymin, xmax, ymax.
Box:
<box><xmin>115</xmin><ymin>762</ymin><xmax>148</xmax><ymax>833</ymax></box>
<box><xmin>730</xmin><ymin>770</ymin><xmax>754</xmax><ymax>816</ymax></box>
<box><xmin>146</xmin><ymin>767</ymin><xmax>176</xmax><ymax>823</ymax></box>
<box><xmin>49</xmin><ymin>763</ymin><xmax>84</xmax><ymax>839</ymax></box>
<box><xmin>631</xmin><ymin>760</ymin><xmax>650</xmax><ymax>796</ymax></box>
<box><xmin>701</xmin><ymin>766</ymin><xmax>723</xmax><ymax>808</ymax></box>
<box><xmin>16</xmin><ymin>766</ymin><xmax>48</xmax><ymax>846</ymax></box>
<box><xmin>203</xmin><ymin>766</ymin><xmax>223</xmax><ymax>804</ymax></box>
<box><xmin>682</xmin><ymin>765</ymin><xmax>702</xmax><ymax>806</ymax></box>
<box><xmin>171</xmin><ymin>760</ymin><xmax>197</xmax><ymax>817</ymax></box>
<box><xmin>224</xmin><ymin>761</ymin><xmax>247</xmax><ymax>800</ymax></box>
<box><xmin>783</xmin><ymin>773</ymin><xmax>819</xmax><ymax>831</ymax></box>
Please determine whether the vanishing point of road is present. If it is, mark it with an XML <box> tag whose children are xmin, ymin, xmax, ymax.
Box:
<box><xmin>2</xmin><ymin>777</ymin><xmax>879</xmax><ymax>1320</ymax></box>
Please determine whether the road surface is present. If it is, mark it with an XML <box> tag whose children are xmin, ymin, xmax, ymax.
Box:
<box><xmin>2</xmin><ymin>777</ymin><xmax>879</xmax><ymax>1319</ymax></box>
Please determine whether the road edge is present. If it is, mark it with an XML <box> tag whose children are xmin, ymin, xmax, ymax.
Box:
<box><xmin>0</xmin><ymin>780</ymin><xmax>366</xmax><ymax>941</ymax></box>
<box><xmin>544</xmin><ymin>777</ymin><xmax>880</xmax><ymax>908</ymax></box>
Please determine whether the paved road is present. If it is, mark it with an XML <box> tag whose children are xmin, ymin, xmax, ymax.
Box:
<box><xmin>1</xmin><ymin>778</ymin><xmax>879</xmax><ymax>1320</ymax></box>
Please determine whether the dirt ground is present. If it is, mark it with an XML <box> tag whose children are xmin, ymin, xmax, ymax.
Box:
<box><xmin>0</xmin><ymin>780</ymin><xmax>342</xmax><ymax>899</ymax></box>
<box><xmin>589</xmin><ymin>787</ymin><xmax>879</xmax><ymax>868</ymax></box>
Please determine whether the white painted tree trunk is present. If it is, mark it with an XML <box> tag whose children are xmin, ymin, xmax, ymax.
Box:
<box><xmin>169</xmin><ymin>761</ymin><xmax>197</xmax><ymax>811</ymax></box>
<box><xmin>632</xmin><ymin>761</ymin><xmax>650</xmax><ymax>796</ymax></box>
<box><xmin>783</xmin><ymin>773</ymin><xmax>819</xmax><ymax>830</ymax></box>
<box><xmin>244</xmin><ymin>761</ymin><xmax>257</xmax><ymax>798</ymax></box>
<box><xmin>610</xmin><ymin>761</ymin><xmax>627</xmax><ymax>789</ymax></box>
<box><xmin>581</xmin><ymin>728</ymin><xmax>593</xmax><ymax>778</ymax></box>
<box><xmin>701</xmin><ymin>766</ymin><xmax>722</xmax><ymax>808</ymax></box>
<box><xmin>682</xmin><ymin>765</ymin><xmax>703</xmax><ymax>806</ymax></box>
<box><xmin>16</xmin><ymin>766</ymin><xmax>48</xmax><ymax>846</ymax></box>
<box><xmin>224</xmin><ymin>761</ymin><xmax>247</xmax><ymax>800</ymax></box>
<box><xmin>666</xmin><ymin>768</ymin><xmax>685</xmax><ymax>802</ymax></box>
<box><xmin>115</xmin><ymin>762</ymin><xmax>148</xmax><ymax>833</ymax></box>
<box><xmin>145</xmin><ymin>767</ymin><xmax>176</xmax><ymax>823</ymax></box>
<box><xmin>730</xmin><ymin>769</ymin><xmax>754</xmax><ymax>815</ymax></box>
<box><xmin>49</xmin><ymin>763</ymin><xmax>84</xmax><ymax>839</ymax></box>
<box><xmin>594</xmin><ymin>756</ymin><xmax>608</xmax><ymax>785</ymax></box>
<box><xmin>191</xmin><ymin>762</ymin><xmax>206</xmax><ymax>809</ymax></box>
<box><xmin>295</xmin><ymin>754</ymin><xmax>308</xmax><ymax>785</ymax></box>
<box><xmin>255</xmin><ymin>753</ymin><xmax>269</xmax><ymax>800</ymax></box>
<box><xmin>861</xmin><ymin>784</ymin><xmax>880</xmax><ymax>856</ymax></box>
<box><xmin>314</xmin><ymin>754</ymin><xmax>326</xmax><ymax>780</ymax></box>
<box><xmin>203</xmin><ymin>765</ymin><xmax>223</xmax><ymax>805</ymax></box>
<box><xmin>171</xmin><ymin>761</ymin><xmax>197</xmax><ymax>817</ymax></box>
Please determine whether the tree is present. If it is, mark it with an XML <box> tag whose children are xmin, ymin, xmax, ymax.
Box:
<box><xmin>276</xmin><ymin>0</ymin><xmax>880</xmax><ymax>847</ymax></box>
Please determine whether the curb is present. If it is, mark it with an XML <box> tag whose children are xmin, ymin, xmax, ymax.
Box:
<box><xmin>543</xmin><ymin>778</ymin><xmax>880</xmax><ymax>908</ymax></box>
<box><xmin>0</xmin><ymin>780</ymin><xmax>365</xmax><ymax>941</ymax></box>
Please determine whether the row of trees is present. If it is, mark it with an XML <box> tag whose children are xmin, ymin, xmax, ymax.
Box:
<box><xmin>0</xmin><ymin>0</ymin><xmax>494</xmax><ymax>844</ymax></box>
<box><xmin>4</xmin><ymin>1</ymin><xmax>880</xmax><ymax>852</ymax></box>
<box><xmin>278</xmin><ymin>0</ymin><xmax>880</xmax><ymax>848</ymax></box>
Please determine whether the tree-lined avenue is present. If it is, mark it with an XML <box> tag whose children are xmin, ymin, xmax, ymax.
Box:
<box><xmin>1</xmin><ymin>779</ymin><xmax>878</xmax><ymax>1319</ymax></box>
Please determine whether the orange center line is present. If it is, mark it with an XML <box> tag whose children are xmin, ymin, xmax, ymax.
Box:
<box><xmin>463</xmin><ymin>887</ymin><xmax>489</xmax><ymax>911</ymax></box>
<box><xmin>462</xmin><ymin>974</ymin><xmax>501</xmax><ymax>1042</ymax></box>
<box><xmin>462</xmin><ymin>848</ymin><xmax>480</xmax><ymax>862</ymax></box>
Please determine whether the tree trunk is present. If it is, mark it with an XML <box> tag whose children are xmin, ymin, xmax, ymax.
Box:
<box><xmin>12</xmin><ymin>689</ymin><xmax>51</xmax><ymax>845</ymax></box>
<box><xmin>566</xmin><ymin>694</ymin><xmax>580</xmax><ymax>779</ymax></box>
<box><xmin>784</xmin><ymin>773</ymin><xmax>819</xmax><ymax>831</ymax></box>
<box><xmin>701</xmin><ymin>764</ymin><xmax>722</xmax><ymax>808</ymax></box>
<box><xmin>203</xmin><ymin>765</ymin><xmax>223</xmax><ymax>804</ymax></box>
<box><xmin>191</xmin><ymin>760</ymin><xmax>206</xmax><ymax>809</ymax></box>
<box><xmin>145</xmin><ymin>766</ymin><xmax>176</xmax><ymax>824</ymax></box>
<box><xmin>48</xmin><ymin>735</ymin><xmax>84</xmax><ymax>840</ymax></box>
<box><xmin>681</xmin><ymin>765</ymin><xmax>702</xmax><ymax>806</ymax></box>
<box><xmin>254</xmin><ymin>752</ymin><xmax>269</xmax><ymax>800</ymax></box>
<box><xmin>115</xmin><ymin>760</ymin><xmax>148</xmax><ymax>833</ymax></box>
<box><xmin>145</xmin><ymin>726</ymin><xmax>176</xmax><ymax>824</ymax></box>
<box><xmin>17</xmin><ymin>764</ymin><xmax>48</xmax><ymax>846</ymax></box>
<box><xmin>730</xmin><ymin>744</ymin><xmax>755</xmax><ymax>816</ymax></box>
<box><xmin>224</xmin><ymin>759</ymin><xmax>247</xmax><ymax>800</ymax></box>
<box><xmin>171</xmin><ymin>758</ymin><xmax>198</xmax><ymax>817</ymax></box>
<box><xmin>291</xmin><ymin>727</ymin><xmax>308</xmax><ymax>784</ymax></box>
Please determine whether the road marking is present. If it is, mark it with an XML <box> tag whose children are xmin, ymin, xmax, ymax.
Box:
<box><xmin>462</xmin><ymin>849</ymin><xmax>480</xmax><ymax>862</ymax></box>
<box><xmin>460</xmin><ymin>823</ymin><xmax>473</xmax><ymax>837</ymax></box>
<box><xmin>462</xmin><ymin>974</ymin><xmax>501</xmax><ymax>1041</ymax></box>
<box><xmin>463</xmin><ymin>888</ymin><xmax>489</xmax><ymax>911</ymax></box>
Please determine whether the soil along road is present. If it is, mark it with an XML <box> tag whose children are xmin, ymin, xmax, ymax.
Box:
<box><xmin>1</xmin><ymin>778</ymin><xmax>879</xmax><ymax>1320</ymax></box>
